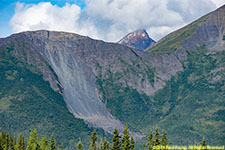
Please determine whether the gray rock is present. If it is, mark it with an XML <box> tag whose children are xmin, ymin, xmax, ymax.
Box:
<box><xmin>4</xmin><ymin>30</ymin><xmax>184</xmax><ymax>135</ymax></box>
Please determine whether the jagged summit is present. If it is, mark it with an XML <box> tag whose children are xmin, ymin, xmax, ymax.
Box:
<box><xmin>118</xmin><ymin>29</ymin><xmax>156</xmax><ymax>50</ymax></box>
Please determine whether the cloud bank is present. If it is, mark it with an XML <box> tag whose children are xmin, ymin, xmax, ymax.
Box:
<box><xmin>10</xmin><ymin>0</ymin><xmax>224</xmax><ymax>42</ymax></box>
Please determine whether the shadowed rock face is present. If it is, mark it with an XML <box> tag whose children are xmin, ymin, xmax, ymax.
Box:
<box><xmin>19</xmin><ymin>31</ymin><xmax>125</xmax><ymax>134</ymax></box>
<box><xmin>182</xmin><ymin>5</ymin><xmax>225</xmax><ymax>53</ymax></box>
<box><xmin>118</xmin><ymin>29</ymin><xmax>156</xmax><ymax>51</ymax></box>
<box><xmin>20</xmin><ymin>30</ymin><xmax>183</xmax><ymax>98</ymax></box>
<box><xmin>5</xmin><ymin>31</ymin><xmax>159</xmax><ymax>138</ymax></box>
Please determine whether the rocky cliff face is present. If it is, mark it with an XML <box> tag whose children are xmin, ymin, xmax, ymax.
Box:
<box><xmin>118</xmin><ymin>29</ymin><xmax>156</xmax><ymax>50</ymax></box>
<box><xmin>22</xmin><ymin>30</ymin><xmax>184</xmax><ymax>99</ymax></box>
<box><xmin>1</xmin><ymin>30</ymin><xmax>183</xmax><ymax>136</ymax></box>
<box><xmin>13</xmin><ymin>31</ymin><xmax>124</xmax><ymax>134</ymax></box>
<box><xmin>182</xmin><ymin>5</ymin><xmax>225</xmax><ymax>53</ymax></box>
<box><xmin>0</xmin><ymin>34</ymin><xmax>105</xmax><ymax>148</ymax></box>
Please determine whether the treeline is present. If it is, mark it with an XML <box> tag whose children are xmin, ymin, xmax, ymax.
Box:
<box><xmin>0</xmin><ymin>126</ymin><xmax>207</xmax><ymax>150</ymax></box>
<box><xmin>0</xmin><ymin>129</ymin><xmax>59</xmax><ymax>150</ymax></box>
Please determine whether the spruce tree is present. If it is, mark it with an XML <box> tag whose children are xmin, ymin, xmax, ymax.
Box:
<box><xmin>121</xmin><ymin>125</ymin><xmax>130</xmax><ymax>150</ymax></box>
<box><xmin>200</xmin><ymin>137</ymin><xmax>207</xmax><ymax>150</ymax></box>
<box><xmin>36</xmin><ymin>143</ymin><xmax>41</xmax><ymax>150</ymax></box>
<box><xmin>9</xmin><ymin>134</ymin><xmax>14</xmax><ymax>150</ymax></box>
<box><xmin>40</xmin><ymin>136</ymin><xmax>47</xmax><ymax>150</ymax></box>
<box><xmin>147</xmin><ymin>130</ymin><xmax>153</xmax><ymax>150</ymax></box>
<box><xmin>13</xmin><ymin>137</ymin><xmax>16</xmax><ymax>150</ymax></box>
<box><xmin>0</xmin><ymin>131</ymin><xmax>3</xmax><ymax>150</ymax></box>
<box><xmin>112</xmin><ymin>128</ymin><xmax>121</xmax><ymax>150</ymax></box>
<box><xmin>89</xmin><ymin>130</ymin><xmax>97</xmax><ymax>150</ymax></box>
<box><xmin>50</xmin><ymin>134</ymin><xmax>57</xmax><ymax>150</ymax></box>
<box><xmin>154</xmin><ymin>128</ymin><xmax>160</xmax><ymax>146</ymax></box>
<box><xmin>76</xmin><ymin>138</ymin><xmax>83</xmax><ymax>150</ymax></box>
<box><xmin>0</xmin><ymin>130</ymin><xmax>6</xmax><ymax>150</ymax></box>
<box><xmin>27</xmin><ymin>129</ymin><xmax>40</xmax><ymax>150</ymax></box>
<box><xmin>4</xmin><ymin>131</ymin><xmax>9</xmax><ymax>150</ymax></box>
<box><xmin>103</xmin><ymin>138</ymin><xmax>110</xmax><ymax>150</ymax></box>
<box><xmin>100</xmin><ymin>138</ymin><xmax>110</xmax><ymax>150</ymax></box>
<box><xmin>130</xmin><ymin>136</ymin><xmax>134</xmax><ymax>150</ymax></box>
<box><xmin>17</xmin><ymin>133</ymin><xmax>25</xmax><ymax>150</ymax></box>
<box><xmin>99</xmin><ymin>139</ymin><xmax>104</xmax><ymax>150</ymax></box>
<box><xmin>161</xmin><ymin>130</ymin><xmax>167</xmax><ymax>150</ymax></box>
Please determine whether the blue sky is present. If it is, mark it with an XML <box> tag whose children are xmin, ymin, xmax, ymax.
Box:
<box><xmin>1</xmin><ymin>0</ymin><xmax>224</xmax><ymax>41</ymax></box>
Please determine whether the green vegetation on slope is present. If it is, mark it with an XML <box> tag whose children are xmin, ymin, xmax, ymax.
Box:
<box><xmin>0</xmin><ymin>42</ymin><xmax>106</xmax><ymax>148</ymax></box>
<box><xmin>152</xmin><ymin>47</ymin><xmax>225</xmax><ymax>145</ymax></box>
<box><xmin>96</xmin><ymin>46</ymin><xmax>225</xmax><ymax>145</ymax></box>
<box><xmin>146</xmin><ymin>15</ymin><xmax>207</xmax><ymax>54</ymax></box>
<box><xmin>96</xmin><ymin>61</ymin><xmax>157</xmax><ymax>132</ymax></box>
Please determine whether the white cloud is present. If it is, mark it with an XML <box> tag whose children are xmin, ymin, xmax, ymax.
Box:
<box><xmin>10</xmin><ymin>0</ymin><xmax>224</xmax><ymax>42</ymax></box>
<box><xmin>211</xmin><ymin>0</ymin><xmax>225</xmax><ymax>7</ymax></box>
<box><xmin>11</xmin><ymin>2</ymin><xmax>81</xmax><ymax>32</ymax></box>
<box><xmin>10</xmin><ymin>2</ymin><xmax>99</xmax><ymax>39</ymax></box>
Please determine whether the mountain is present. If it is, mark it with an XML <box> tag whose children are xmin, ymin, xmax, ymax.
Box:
<box><xmin>146</xmin><ymin>5</ymin><xmax>225</xmax><ymax>53</ymax></box>
<box><xmin>0</xmin><ymin>5</ymin><xmax>225</xmax><ymax>147</ymax></box>
<box><xmin>144</xmin><ymin>5</ymin><xmax>225</xmax><ymax>144</ymax></box>
<box><xmin>118</xmin><ymin>29</ymin><xmax>156</xmax><ymax>50</ymax></box>
<box><xmin>0</xmin><ymin>30</ymin><xmax>183</xmax><ymax>145</ymax></box>
<box><xmin>0</xmin><ymin>34</ymin><xmax>107</xmax><ymax>148</ymax></box>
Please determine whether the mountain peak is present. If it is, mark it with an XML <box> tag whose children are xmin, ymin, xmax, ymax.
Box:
<box><xmin>118</xmin><ymin>29</ymin><xmax>156</xmax><ymax>51</ymax></box>
<box><xmin>147</xmin><ymin>4</ymin><xmax>225</xmax><ymax>54</ymax></box>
